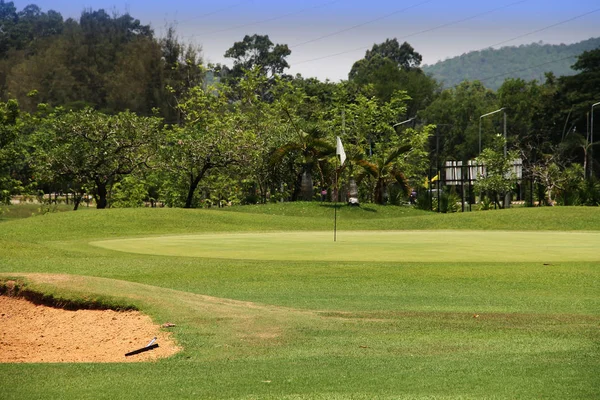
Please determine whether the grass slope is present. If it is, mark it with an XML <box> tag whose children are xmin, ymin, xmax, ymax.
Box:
<box><xmin>0</xmin><ymin>204</ymin><xmax>599</xmax><ymax>399</ymax></box>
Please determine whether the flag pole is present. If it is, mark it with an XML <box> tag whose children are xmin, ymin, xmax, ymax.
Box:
<box><xmin>335</xmin><ymin>134</ymin><xmax>346</xmax><ymax>243</ymax></box>
<box><xmin>334</xmin><ymin>156</ymin><xmax>338</xmax><ymax>242</ymax></box>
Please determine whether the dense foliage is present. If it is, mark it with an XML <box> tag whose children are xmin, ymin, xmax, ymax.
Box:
<box><xmin>1</xmin><ymin>2</ymin><xmax>599</xmax><ymax>210</ymax></box>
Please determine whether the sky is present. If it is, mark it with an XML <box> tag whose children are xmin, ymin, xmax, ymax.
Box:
<box><xmin>24</xmin><ymin>0</ymin><xmax>600</xmax><ymax>81</ymax></box>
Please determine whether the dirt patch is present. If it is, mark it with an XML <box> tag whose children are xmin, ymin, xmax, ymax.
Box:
<box><xmin>0</xmin><ymin>295</ymin><xmax>180</xmax><ymax>363</ymax></box>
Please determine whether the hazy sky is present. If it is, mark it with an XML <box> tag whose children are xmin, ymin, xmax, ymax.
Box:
<box><xmin>25</xmin><ymin>0</ymin><xmax>600</xmax><ymax>81</ymax></box>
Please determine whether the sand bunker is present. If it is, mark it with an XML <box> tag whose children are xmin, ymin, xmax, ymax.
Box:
<box><xmin>0</xmin><ymin>295</ymin><xmax>180</xmax><ymax>363</ymax></box>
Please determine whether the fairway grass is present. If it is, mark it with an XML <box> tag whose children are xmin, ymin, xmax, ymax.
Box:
<box><xmin>1</xmin><ymin>205</ymin><xmax>599</xmax><ymax>399</ymax></box>
<box><xmin>93</xmin><ymin>230</ymin><xmax>600</xmax><ymax>262</ymax></box>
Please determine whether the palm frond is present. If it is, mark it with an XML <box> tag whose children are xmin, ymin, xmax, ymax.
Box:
<box><xmin>311</xmin><ymin>138</ymin><xmax>335</xmax><ymax>156</ymax></box>
<box><xmin>270</xmin><ymin>142</ymin><xmax>303</xmax><ymax>165</ymax></box>
<box><xmin>384</xmin><ymin>144</ymin><xmax>412</xmax><ymax>166</ymax></box>
<box><xmin>356</xmin><ymin>159</ymin><xmax>379</xmax><ymax>178</ymax></box>
<box><xmin>390</xmin><ymin>168</ymin><xmax>410</xmax><ymax>195</ymax></box>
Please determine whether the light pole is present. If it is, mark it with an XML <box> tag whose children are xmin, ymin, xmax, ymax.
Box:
<box><xmin>591</xmin><ymin>102</ymin><xmax>600</xmax><ymax>178</ymax></box>
<box><xmin>479</xmin><ymin>108</ymin><xmax>506</xmax><ymax>155</ymax></box>
<box><xmin>393</xmin><ymin>117</ymin><xmax>416</xmax><ymax>128</ymax></box>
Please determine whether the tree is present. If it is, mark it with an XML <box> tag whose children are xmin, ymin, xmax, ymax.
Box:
<box><xmin>353</xmin><ymin>123</ymin><xmax>430</xmax><ymax>205</ymax></box>
<box><xmin>224</xmin><ymin>34</ymin><xmax>291</xmax><ymax>80</ymax></box>
<box><xmin>350</xmin><ymin>39</ymin><xmax>422</xmax><ymax>77</ymax></box>
<box><xmin>474</xmin><ymin>135</ymin><xmax>519</xmax><ymax>209</ymax></box>
<box><xmin>0</xmin><ymin>98</ymin><xmax>24</xmax><ymax>204</ymax></box>
<box><xmin>160</xmin><ymin>26</ymin><xmax>204</xmax><ymax>124</ymax></box>
<box><xmin>0</xmin><ymin>2</ymin><xmax>64</xmax><ymax>57</ymax></box>
<box><xmin>34</xmin><ymin>108</ymin><xmax>161</xmax><ymax>209</ymax></box>
<box><xmin>348</xmin><ymin>55</ymin><xmax>403</xmax><ymax>103</ymax></box>
<box><xmin>348</xmin><ymin>40</ymin><xmax>438</xmax><ymax>113</ymax></box>
<box><xmin>422</xmin><ymin>81</ymin><xmax>498</xmax><ymax>161</ymax></box>
<box><xmin>271</xmin><ymin>120</ymin><xmax>334</xmax><ymax>202</ymax></box>
<box><xmin>160</xmin><ymin>82</ymin><xmax>254</xmax><ymax>208</ymax></box>
<box><xmin>3</xmin><ymin>7</ymin><xmax>166</xmax><ymax>114</ymax></box>
<box><xmin>233</xmin><ymin>68</ymin><xmax>292</xmax><ymax>203</ymax></box>
<box><xmin>558</xmin><ymin>48</ymin><xmax>600</xmax><ymax>176</ymax></box>
<box><xmin>497</xmin><ymin>77</ymin><xmax>560</xmax><ymax>168</ymax></box>
<box><xmin>355</xmin><ymin>144</ymin><xmax>412</xmax><ymax>204</ymax></box>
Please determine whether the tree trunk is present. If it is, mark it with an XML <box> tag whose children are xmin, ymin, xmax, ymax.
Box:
<box><xmin>96</xmin><ymin>182</ymin><xmax>108</xmax><ymax>209</ymax></box>
<box><xmin>185</xmin><ymin>174</ymin><xmax>203</xmax><ymax>209</ymax></box>
<box><xmin>374</xmin><ymin>179</ymin><xmax>385</xmax><ymax>204</ymax></box>
<box><xmin>348</xmin><ymin>177</ymin><xmax>359</xmax><ymax>199</ymax></box>
<box><xmin>300</xmin><ymin>171</ymin><xmax>313</xmax><ymax>201</ymax></box>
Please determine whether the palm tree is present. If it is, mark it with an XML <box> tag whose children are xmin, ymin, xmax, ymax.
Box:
<box><xmin>271</xmin><ymin>123</ymin><xmax>334</xmax><ymax>201</ymax></box>
<box><xmin>355</xmin><ymin>144</ymin><xmax>412</xmax><ymax>204</ymax></box>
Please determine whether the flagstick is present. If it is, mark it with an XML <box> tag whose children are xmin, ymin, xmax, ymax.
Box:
<box><xmin>334</xmin><ymin>156</ymin><xmax>338</xmax><ymax>242</ymax></box>
<box><xmin>334</xmin><ymin>133</ymin><xmax>346</xmax><ymax>243</ymax></box>
<box><xmin>334</xmin><ymin>203</ymin><xmax>337</xmax><ymax>242</ymax></box>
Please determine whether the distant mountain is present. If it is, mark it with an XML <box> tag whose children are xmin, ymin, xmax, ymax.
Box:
<box><xmin>423</xmin><ymin>37</ymin><xmax>600</xmax><ymax>90</ymax></box>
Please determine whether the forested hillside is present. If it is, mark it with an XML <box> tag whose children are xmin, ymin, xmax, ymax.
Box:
<box><xmin>423</xmin><ymin>37</ymin><xmax>600</xmax><ymax>90</ymax></box>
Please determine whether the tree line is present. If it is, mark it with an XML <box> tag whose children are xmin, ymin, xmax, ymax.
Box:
<box><xmin>0</xmin><ymin>3</ymin><xmax>599</xmax><ymax>210</ymax></box>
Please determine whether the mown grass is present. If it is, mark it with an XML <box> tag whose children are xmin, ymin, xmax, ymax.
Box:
<box><xmin>91</xmin><ymin>230</ymin><xmax>600</xmax><ymax>262</ymax></box>
<box><xmin>0</xmin><ymin>204</ymin><xmax>599</xmax><ymax>399</ymax></box>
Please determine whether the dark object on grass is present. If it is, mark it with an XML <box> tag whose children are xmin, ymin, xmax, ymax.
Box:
<box><xmin>125</xmin><ymin>343</ymin><xmax>159</xmax><ymax>357</ymax></box>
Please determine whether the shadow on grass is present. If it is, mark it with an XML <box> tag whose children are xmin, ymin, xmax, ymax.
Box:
<box><xmin>318</xmin><ymin>203</ymin><xmax>378</xmax><ymax>213</ymax></box>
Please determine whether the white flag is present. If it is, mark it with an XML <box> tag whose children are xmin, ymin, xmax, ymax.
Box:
<box><xmin>336</xmin><ymin>136</ymin><xmax>346</xmax><ymax>166</ymax></box>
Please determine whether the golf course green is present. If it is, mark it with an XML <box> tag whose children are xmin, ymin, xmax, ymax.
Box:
<box><xmin>92</xmin><ymin>230</ymin><xmax>600</xmax><ymax>262</ymax></box>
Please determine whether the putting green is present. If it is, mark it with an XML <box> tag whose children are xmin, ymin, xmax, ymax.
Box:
<box><xmin>91</xmin><ymin>230</ymin><xmax>600</xmax><ymax>262</ymax></box>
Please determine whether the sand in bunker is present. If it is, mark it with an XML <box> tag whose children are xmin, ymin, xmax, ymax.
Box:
<box><xmin>0</xmin><ymin>296</ymin><xmax>180</xmax><ymax>363</ymax></box>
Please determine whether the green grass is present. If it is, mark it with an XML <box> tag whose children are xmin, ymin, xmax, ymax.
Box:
<box><xmin>0</xmin><ymin>204</ymin><xmax>599</xmax><ymax>399</ymax></box>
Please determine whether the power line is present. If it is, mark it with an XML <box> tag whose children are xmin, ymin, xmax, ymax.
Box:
<box><xmin>290</xmin><ymin>0</ymin><xmax>434</xmax><ymax>49</ymax></box>
<box><xmin>487</xmin><ymin>7</ymin><xmax>600</xmax><ymax>49</ymax></box>
<box><xmin>293</xmin><ymin>0</ymin><xmax>530</xmax><ymax>66</ymax></box>
<box><xmin>438</xmin><ymin>8</ymin><xmax>600</xmax><ymax>87</ymax></box>
<box><xmin>185</xmin><ymin>0</ymin><xmax>343</xmax><ymax>39</ymax></box>
<box><xmin>177</xmin><ymin>1</ymin><xmax>252</xmax><ymax>26</ymax></box>
<box><xmin>294</xmin><ymin>4</ymin><xmax>595</xmax><ymax>68</ymax></box>
<box><xmin>401</xmin><ymin>0</ymin><xmax>529</xmax><ymax>42</ymax></box>
<box><xmin>154</xmin><ymin>1</ymin><xmax>254</xmax><ymax>36</ymax></box>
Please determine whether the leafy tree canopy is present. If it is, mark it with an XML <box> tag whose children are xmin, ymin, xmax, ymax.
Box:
<box><xmin>224</xmin><ymin>34</ymin><xmax>291</xmax><ymax>79</ymax></box>
<box><xmin>350</xmin><ymin>38</ymin><xmax>422</xmax><ymax>77</ymax></box>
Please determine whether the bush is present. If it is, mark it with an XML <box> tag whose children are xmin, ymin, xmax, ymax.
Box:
<box><xmin>387</xmin><ymin>183</ymin><xmax>407</xmax><ymax>206</ymax></box>
<box><xmin>415</xmin><ymin>190</ymin><xmax>433</xmax><ymax>211</ymax></box>
<box><xmin>478</xmin><ymin>196</ymin><xmax>494</xmax><ymax>211</ymax></box>
<box><xmin>578</xmin><ymin>179</ymin><xmax>600</xmax><ymax>206</ymax></box>
<box><xmin>439</xmin><ymin>189</ymin><xmax>461</xmax><ymax>213</ymax></box>
<box><xmin>111</xmin><ymin>177</ymin><xmax>147</xmax><ymax>208</ymax></box>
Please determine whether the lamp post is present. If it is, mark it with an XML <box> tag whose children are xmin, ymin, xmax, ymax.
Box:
<box><xmin>393</xmin><ymin>117</ymin><xmax>416</xmax><ymax>128</ymax></box>
<box><xmin>479</xmin><ymin>108</ymin><xmax>506</xmax><ymax>155</ymax></box>
<box><xmin>591</xmin><ymin>102</ymin><xmax>600</xmax><ymax>178</ymax></box>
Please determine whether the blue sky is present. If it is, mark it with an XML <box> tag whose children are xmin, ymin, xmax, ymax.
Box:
<box><xmin>24</xmin><ymin>0</ymin><xmax>600</xmax><ymax>81</ymax></box>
